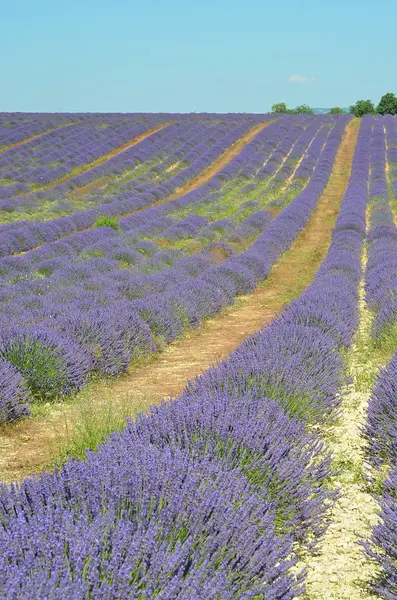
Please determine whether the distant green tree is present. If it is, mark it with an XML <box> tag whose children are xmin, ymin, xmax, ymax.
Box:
<box><xmin>271</xmin><ymin>102</ymin><xmax>289</xmax><ymax>113</ymax></box>
<box><xmin>349</xmin><ymin>99</ymin><xmax>376</xmax><ymax>117</ymax></box>
<box><xmin>377</xmin><ymin>93</ymin><xmax>397</xmax><ymax>115</ymax></box>
<box><xmin>328</xmin><ymin>107</ymin><xmax>345</xmax><ymax>114</ymax></box>
<box><xmin>293</xmin><ymin>104</ymin><xmax>314</xmax><ymax>114</ymax></box>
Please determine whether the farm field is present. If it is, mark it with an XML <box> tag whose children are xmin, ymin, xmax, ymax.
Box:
<box><xmin>1</xmin><ymin>112</ymin><xmax>397</xmax><ymax>598</ymax></box>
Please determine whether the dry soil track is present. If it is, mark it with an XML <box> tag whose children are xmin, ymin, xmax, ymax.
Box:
<box><xmin>0</xmin><ymin>119</ymin><xmax>360</xmax><ymax>484</ymax></box>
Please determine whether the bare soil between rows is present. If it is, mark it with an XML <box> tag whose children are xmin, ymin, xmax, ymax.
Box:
<box><xmin>0</xmin><ymin>119</ymin><xmax>360</xmax><ymax>484</ymax></box>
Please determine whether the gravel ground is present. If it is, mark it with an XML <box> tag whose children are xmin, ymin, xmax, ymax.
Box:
<box><xmin>299</xmin><ymin>247</ymin><xmax>381</xmax><ymax>599</ymax></box>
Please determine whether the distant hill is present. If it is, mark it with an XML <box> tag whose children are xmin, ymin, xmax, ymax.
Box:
<box><xmin>312</xmin><ymin>108</ymin><xmax>350</xmax><ymax>115</ymax></box>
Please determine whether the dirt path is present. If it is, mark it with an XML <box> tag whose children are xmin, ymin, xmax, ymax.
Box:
<box><xmin>0</xmin><ymin>119</ymin><xmax>359</xmax><ymax>484</ymax></box>
<box><xmin>0</xmin><ymin>121</ymin><xmax>76</xmax><ymax>154</ymax></box>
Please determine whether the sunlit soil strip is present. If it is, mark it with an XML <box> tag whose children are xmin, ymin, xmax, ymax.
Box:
<box><xmin>164</xmin><ymin>161</ymin><xmax>181</xmax><ymax>172</ymax></box>
<box><xmin>301</xmin><ymin>244</ymin><xmax>381</xmax><ymax>600</ymax></box>
<box><xmin>0</xmin><ymin>121</ymin><xmax>77</xmax><ymax>153</ymax></box>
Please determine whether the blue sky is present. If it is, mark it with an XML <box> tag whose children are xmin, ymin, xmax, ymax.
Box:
<box><xmin>0</xmin><ymin>0</ymin><xmax>393</xmax><ymax>113</ymax></box>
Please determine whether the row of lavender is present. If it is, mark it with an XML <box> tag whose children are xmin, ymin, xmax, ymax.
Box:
<box><xmin>0</xmin><ymin>116</ymin><xmax>262</xmax><ymax>216</ymax></box>
<box><xmin>0</xmin><ymin>115</ymin><xmax>269</xmax><ymax>254</ymax></box>
<box><xmin>81</xmin><ymin>114</ymin><xmax>327</xmax><ymax>207</ymax></box>
<box><xmin>0</xmin><ymin>113</ymin><xmax>79</xmax><ymax>150</ymax></box>
<box><xmin>0</xmin><ymin>211</ymin><xmax>268</xmax><ymax>287</ymax></box>
<box><xmin>0</xmin><ymin>115</ymin><xmax>255</xmax><ymax>217</ymax></box>
<box><xmin>4</xmin><ymin>115</ymin><xmax>302</xmax><ymax>225</ymax></box>
<box><xmin>0</xmin><ymin>115</ymin><xmax>331</xmax><ymax>359</ymax></box>
<box><xmin>0</xmin><ymin>117</ymin><xmax>367</xmax><ymax>598</ymax></box>
<box><xmin>384</xmin><ymin>113</ymin><xmax>397</xmax><ymax>198</ymax></box>
<box><xmin>0</xmin><ymin>112</ymin><xmax>263</xmax><ymax>155</ymax></box>
<box><xmin>362</xmin><ymin>116</ymin><xmax>397</xmax><ymax>597</ymax></box>
<box><xmin>0</xmin><ymin>114</ymin><xmax>333</xmax><ymax>287</ymax></box>
<box><xmin>0</xmin><ymin>116</ymin><xmax>330</xmax><ymax>284</ymax></box>
<box><xmin>0</xmin><ymin>114</ymin><xmax>338</xmax><ymax>257</ymax></box>
<box><xmin>0</xmin><ymin>117</ymin><xmax>348</xmax><ymax>421</ymax></box>
<box><xmin>171</xmin><ymin>115</ymin><xmax>333</xmax><ymax>225</ymax></box>
<box><xmin>0</xmin><ymin>121</ymin><xmax>213</xmax><ymax>216</ymax></box>
<box><xmin>0</xmin><ymin>114</ymin><xmax>166</xmax><ymax>196</ymax></box>
<box><xmin>64</xmin><ymin>114</ymin><xmax>336</xmax><ymax>234</ymax></box>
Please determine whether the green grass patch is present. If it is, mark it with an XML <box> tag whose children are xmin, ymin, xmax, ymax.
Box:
<box><xmin>93</xmin><ymin>216</ymin><xmax>121</xmax><ymax>231</ymax></box>
<box><xmin>51</xmin><ymin>388</ymin><xmax>154</xmax><ymax>467</ymax></box>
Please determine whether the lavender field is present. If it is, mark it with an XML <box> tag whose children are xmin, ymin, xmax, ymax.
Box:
<box><xmin>1</xmin><ymin>112</ymin><xmax>397</xmax><ymax>598</ymax></box>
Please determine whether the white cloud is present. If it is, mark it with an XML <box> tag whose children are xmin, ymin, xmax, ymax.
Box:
<box><xmin>288</xmin><ymin>74</ymin><xmax>316</xmax><ymax>83</ymax></box>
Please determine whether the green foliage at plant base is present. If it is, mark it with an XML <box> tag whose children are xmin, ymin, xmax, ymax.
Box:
<box><xmin>2</xmin><ymin>338</ymin><xmax>68</xmax><ymax>401</ymax></box>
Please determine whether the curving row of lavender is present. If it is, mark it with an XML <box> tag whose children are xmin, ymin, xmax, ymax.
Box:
<box><xmin>0</xmin><ymin>111</ymin><xmax>262</xmax><ymax>155</ymax></box>
<box><xmin>365</xmin><ymin>116</ymin><xmax>397</xmax><ymax>338</ymax></box>
<box><xmin>0</xmin><ymin>113</ymin><xmax>80</xmax><ymax>151</ymax></box>
<box><xmin>0</xmin><ymin>210</ymin><xmax>268</xmax><ymax>288</ymax></box>
<box><xmin>0</xmin><ymin>116</ymin><xmax>264</xmax><ymax>217</ymax></box>
<box><xmin>0</xmin><ymin>115</ymin><xmax>269</xmax><ymax>255</ymax></box>
<box><xmin>363</xmin><ymin>116</ymin><xmax>397</xmax><ymax>598</ymax></box>
<box><xmin>173</xmin><ymin>115</ymin><xmax>336</xmax><ymax>225</ymax></box>
<box><xmin>0</xmin><ymin>116</ymin><xmax>367</xmax><ymax>599</ymax></box>
<box><xmin>365</xmin><ymin>361</ymin><xmax>397</xmax><ymax>598</ymax></box>
<box><xmin>0</xmin><ymin>114</ymin><xmax>340</xmax><ymax>259</ymax></box>
<box><xmin>0</xmin><ymin>114</ymin><xmax>337</xmax><ymax>286</ymax></box>
<box><xmin>0</xmin><ymin>116</ymin><xmax>349</xmax><ymax>421</ymax></box>
<box><xmin>0</xmin><ymin>115</ymin><xmax>336</xmax><ymax>289</ymax></box>
<box><xmin>0</xmin><ymin>116</ymin><xmax>332</xmax><ymax>286</ymax></box>
<box><xmin>67</xmin><ymin>116</ymin><xmax>303</xmax><ymax>216</ymax></box>
<box><xmin>84</xmin><ymin>115</ymin><xmax>337</xmax><ymax>245</ymax></box>
<box><xmin>0</xmin><ymin>116</ymin><xmax>165</xmax><ymax>196</ymax></box>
